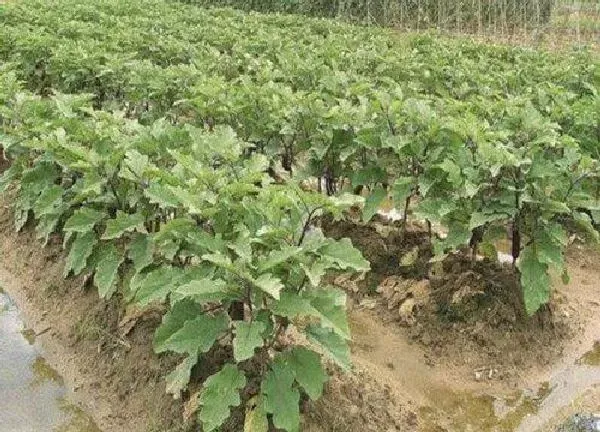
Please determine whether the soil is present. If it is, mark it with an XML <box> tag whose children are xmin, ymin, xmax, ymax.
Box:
<box><xmin>321</xmin><ymin>216</ymin><xmax>433</xmax><ymax>292</ymax></box>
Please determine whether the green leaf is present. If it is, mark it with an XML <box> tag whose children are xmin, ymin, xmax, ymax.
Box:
<box><xmin>134</xmin><ymin>266</ymin><xmax>183</xmax><ymax>306</ymax></box>
<box><xmin>244</xmin><ymin>396</ymin><xmax>268</xmax><ymax>432</ymax></box>
<box><xmin>165</xmin><ymin>354</ymin><xmax>197</xmax><ymax>398</ymax></box>
<box><xmin>573</xmin><ymin>211</ymin><xmax>599</xmax><ymax>242</ymax></box>
<box><xmin>102</xmin><ymin>211</ymin><xmax>146</xmax><ymax>240</ymax></box>
<box><xmin>233</xmin><ymin>321</ymin><xmax>266</xmax><ymax>362</ymax></box>
<box><xmin>198</xmin><ymin>364</ymin><xmax>246</xmax><ymax>432</ymax></box>
<box><xmin>93</xmin><ymin>243</ymin><xmax>124</xmax><ymax>299</ymax></box>
<box><xmin>64</xmin><ymin>231</ymin><xmax>97</xmax><ymax>277</ymax></box>
<box><xmin>253</xmin><ymin>309</ymin><xmax>274</xmax><ymax>339</ymax></box>
<box><xmin>319</xmin><ymin>238</ymin><xmax>370</xmax><ymax>272</ymax></box>
<box><xmin>253</xmin><ymin>273</ymin><xmax>284</xmax><ymax>299</ymax></box>
<box><xmin>272</xmin><ymin>291</ymin><xmax>317</xmax><ymax>319</ymax></box>
<box><xmin>392</xmin><ymin>177</ymin><xmax>414</xmax><ymax>205</ymax></box>
<box><xmin>262</xmin><ymin>360</ymin><xmax>300</xmax><ymax>432</ymax></box>
<box><xmin>536</xmin><ymin>232</ymin><xmax>564</xmax><ymax>268</ymax></box>
<box><xmin>517</xmin><ymin>245</ymin><xmax>550</xmax><ymax>315</ymax></box>
<box><xmin>156</xmin><ymin>312</ymin><xmax>229</xmax><ymax>355</ymax></box>
<box><xmin>281</xmin><ymin>347</ymin><xmax>328</xmax><ymax>400</ymax></box>
<box><xmin>175</xmin><ymin>277</ymin><xmax>236</xmax><ymax>304</ymax></box>
<box><xmin>0</xmin><ymin>163</ymin><xmax>21</xmax><ymax>193</ymax></box>
<box><xmin>306</xmin><ymin>325</ymin><xmax>351</xmax><ymax>371</ymax></box>
<box><xmin>300</xmin><ymin>261</ymin><xmax>327</xmax><ymax>287</ymax></box>
<box><xmin>469</xmin><ymin>212</ymin><xmax>507</xmax><ymax>230</ymax></box>
<box><xmin>153</xmin><ymin>299</ymin><xmax>203</xmax><ymax>352</ymax></box>
<box><xmin>128</xmin><ymin>233</ymin><xmax>154</xmax><ymax>273</ymax></box>
<box><xmin>202</xmin><ymin>252</ymin><xmax>234</xmax><ymax>271</ymax></box>
<box><xmin>63</xmin><ymin>208</ymin><xmax>105</xmax><ymax>233</ymax></box>
<box><xmin>362</xmin><ymin>186</ymin><xmax>387</xmax><ymax>222</ymax></box>
<box><xmin>547</xmin><ymin>223</ymin><xmax>568</xmax><ymax>246</ymax></box>
<box><xmin>438</xmin><ymin>159</ymin><xmax>462</xmax><ymax>185</ymax></box>
<box><xmin>33</xmin><ymin>185</ymin><xmax>63</xmax><ymax>217</ymax></box>
<box><xmin>144</xmin><ymin>183</ymin><xmax>180</xmax><ymax>208</ymax></box>
<box><xmin>308</xmin><ymin>288</ymin><xmax>350</xmax><ymax>339</ymax></box>
<box><xmin>258</xmin><ymin>245</ymin><xmax>303</xmax><ymax>272</ymax></box>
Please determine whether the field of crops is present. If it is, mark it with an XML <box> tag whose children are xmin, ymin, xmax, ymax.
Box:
<box><xmin>0</xmin><ymin>0</ymin><xmax>599</xmax><ymax>430</ymax></box>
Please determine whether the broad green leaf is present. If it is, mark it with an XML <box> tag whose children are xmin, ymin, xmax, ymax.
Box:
<box><xmin>351</xmin><ymin>166</ymin><xmax>386</xmax><ymax>187</ymax></box>
<box><xmin>64</xmin><ymin>231</ymin><xmax>97</xmax><ymax>277</ymax></box>
<box><xmin>392</xmin><ymin>177</ymin><xmax>414</xmax><ymax>205</ymax></box>
<box><xmin>306</xmin><ymin>325</ymin><xmax>351</xmax><ymax>371</ymax></box>
<box><xmin>202</xmin><ymin>252</ymin><xmax>234</xmax><ymax>271</ymax></box>
<box><xmin>438</xmin><ymin>159</ymin><xmax>462</xmax><ymax>185</ymax></box>
<box><xmin>573</xmin><ymin>211</ymin><xmax>599</xmax><ymax>242</ymax></box>
<box><xmin>198</xmin><ymin>364</ymin><xmax>246</xmax><ymax>432</ymax></box>
<box><xmin>154</xmin><ymin>218</ymin><xmax>196</xmax><ymax>242</ymax></box>
<box><xmin>156</xmin><ymin>312</ymin><xmax>229</xmax><ymax>355</ymax></box>
<box><xmin>281</xmin><ymin>347</ymin><xmax>328</xmax><ymax>400</ymax></box>
<box><xmin>175</xmin><ymin>277</ymin><xmax>236</xmax><ymax>304</ymax></box>
<box><xmin>120</xmin><ymin>149</ymin><xmax>149</xmax><ymax>181</ymax></box>
<box><xmin>153</xmin><ymin>299</ymin><xmax>203</xmax><ymax>351</ymax></box>
<box><xmin>436</xmin><ymin>223</ymin><xmax>471</xmax><ymax>255</ymax></box>
<box><xmin>233</xmin><ymin>321</ymin><xmax>266</xmax><ymax>362</ymax></box>
<box><xmin>102</xmin><ymin>211</ymin><xmax>146</xmax><ymax>240</ymax></box>
<box><xmin>253</xmin><ymin>273</ymin><xmax>283</xmax><ymax>299</ymax></box>
<box><xmin>518</xmin><ymin>245</ymin><xmax>550</xmax><ymax>315</ymax></box>
<box><xmin>320</xmin><ymin>238</ymin><xmax>370</xmax><ymax>272</ymax></box>
<box><xmin>144</xmin><ymin>183</ymin><xmax>180</xmax><ymax>208</ymax></box>
<box><xmin>262</xmin><ymin>361</ymin><xmax>300</xmax><ymax>432</ymax></box>
<box><xmin>362</xmin><ymin>186</ymin><xmax>387</xmax><ymax>222</ymax></box>
<box><xmin>0</xmin><ymin>163</ymin><xmax>21</xmax><ymax>193</ymax></box>
<box><xmin>187</xmin><ymin>230</ymin><xmax>226</xmax><ymax>253</ymax></box>
<box><xmin>536</xmin><ymin>232</ymin><xmax>564</xmax><ymax>268</ymax></box>
<box><xmin>469</xmin><ymin>212</ymin><xmax>507</xmax><ymax>230</ymax></box>
<box><xmin>134</xmin><ymin>266</ymin><xmax>183</xmax><ymax>306</ymax></box>
<box><xmin>300</xmin><ymin>261</ymin><xmax>327</xmax><ymax>287</ymax></box>
<box><xmin>253</xmin><ymin>309</ymin><xmax>274</xmax><ymax>339</ymax></box>
<box><xmin>33</xmin><ymin>185</ymin><xmax>63</xmax><ymax>217</ymax></box>
<box><xmin>93</xmin><ymin>243</ymin><xmax>124</xmax><ymax>299</ymax></box>
<box><xmin>165</xmin><ymin>354</ymin><xmax>197</xmax><ymax>399</ymax></box>
<box><xmin>127</xmin><ymin>233</ymin><xmax>154</xmax><ymax>273</ymax></box>
<box><xmin>64</xmin><ymin>208</ymin><xmax>105</xmax><ymax>233</ymax></box>
<box><xmin>244</xmin><ymin>396</ymin><xmax>268</xmax><ymax>432</ymax></box>
<box><xmin>272</xmin><ymin>291</ymin><xmax>317</xmax><ymax>319</ymax></box>
<box><xmin>258</xmin><ymin>245</ymin><xmax>303</xmax><ymax>272</ymax></box>
<box><xmin>547</xmin><ymin>223</ymin><xmax>568</xmax><ymax>246</ymax></box>
<box><xmin>308</xmin><ymin>288</ymin><xmax>350</xmax><ymax>339</ymax></box>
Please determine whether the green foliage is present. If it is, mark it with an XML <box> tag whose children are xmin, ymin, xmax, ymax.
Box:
<box><xmin>198</xmin><ymin>364</ymin><xmax>246</xmax><ymax>432</ymax></box>
<box><xmin>0</xmin><ymin>0</ymin><xmax>598</xmax><ymax>429</ymax></box>
<box><xmin>0</xmin><ymin>88</ymin><xmax>367</xmax><ymax>430</ymax></box>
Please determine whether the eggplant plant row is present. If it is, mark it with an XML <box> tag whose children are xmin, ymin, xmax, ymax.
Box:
<box><xmin>0</xmin><ymin>0</ymin><xmax>599</xmax><ymax>430</ymax></box>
